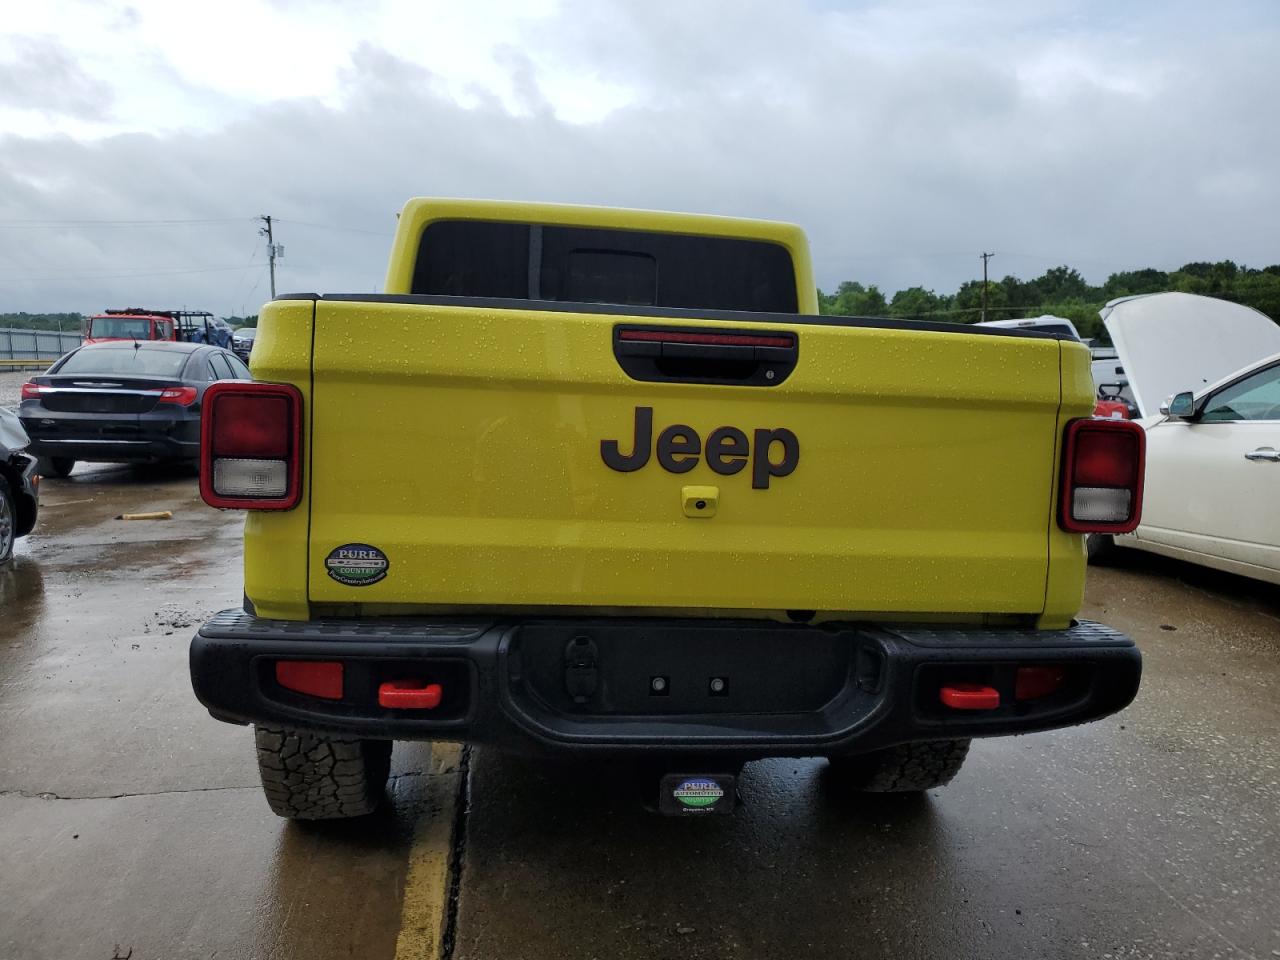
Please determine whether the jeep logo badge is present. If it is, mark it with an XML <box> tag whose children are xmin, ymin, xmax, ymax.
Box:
<box><xmin>601</xmin><ymin>406</ymin><xmax>799</xmax><ymax>489</ymax></box>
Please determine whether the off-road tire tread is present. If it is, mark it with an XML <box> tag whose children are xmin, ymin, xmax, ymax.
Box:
<box><xmin>829</xmin><ymin>739</ymin><xmax>971</xmax><ymax>793</ymax></box>
<box><xmin>254</xmin><ymin>726</ymin><xmax>391</xmax><ymax>820</ymax></box>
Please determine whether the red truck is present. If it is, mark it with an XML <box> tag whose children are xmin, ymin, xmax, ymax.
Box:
<box><xmin>84</xmin><ymin>309</ymin><xmax>221</xmax><ymax>346</ymax></box>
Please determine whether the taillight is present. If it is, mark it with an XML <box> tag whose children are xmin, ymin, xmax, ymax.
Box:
<box><xmin>157</xmin><ymin>386</ymin><xmax>198</xmax><ymax>406</ymax></box>
<box><xmin>1059</xmin><ymin>418</ymin><xmax>1144</xmax><ymax>533</ymax></box>
<box><xmin>200</xmin><ymin>381</ymin><xmax>302</xmax><ymax>509</ymax></box>
<box><xmin>20</xmin><ymin>382</ymin><xmax>43</xmax><ymax>400</ymax></box>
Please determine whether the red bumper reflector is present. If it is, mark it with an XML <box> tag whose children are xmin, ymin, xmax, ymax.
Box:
<box><xmin>1015</xmin><ymin>665</ymin><xmax>1068</xmax><ymax>701</ymax></box>
<box><xmin>275</xmin><ymin>660</ymin><xmax>344</xmax><ymax>700</ymax></box>
<box><xmin>940</xmin><ymin>683</ymin><xmax>1000</xmax><ymax>710</ymax></box>
<box><xmin>378</xmin><ymin>680</ymin><xmax>443</xmax><ymax>710</ymax></box>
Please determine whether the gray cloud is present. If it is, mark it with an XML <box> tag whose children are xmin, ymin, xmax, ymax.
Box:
<box><xmin>1</xmin><ymin>1</ymin><xmax>1278</xmax><ymax>317</ymax></box>
<box><xmin>0</xmin><ymin>35</ymin><xmax>112</xmax><ymax>120</ymax></box>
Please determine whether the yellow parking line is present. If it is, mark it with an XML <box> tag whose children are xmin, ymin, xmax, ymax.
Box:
<box><xmin>394</xmin><ymin>743</ymin><xmax>463</xmax><ymax>960</ymax></box>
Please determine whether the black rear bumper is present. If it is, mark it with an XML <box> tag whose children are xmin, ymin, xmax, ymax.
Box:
<box><xmin>189</xmin><ymin>612</ymin><xmax>1141</xmax><ymax>759</ymax></box>
<box><xmin>20</xmin><ymin>410</ymin><xmax>200</xmax><ymax>463</ymax></box>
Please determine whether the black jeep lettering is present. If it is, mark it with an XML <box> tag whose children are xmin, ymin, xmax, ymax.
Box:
<box><xmin>600</xmin><ymin>405</ymin><xmax>653</xmax><ymax>472</ymax></box>
<box><xmin>601</xmin><ymin>408</ymin><xmax>798</xmax><ymax>487</ymax></box>
<box><xmin>706</xmin><ymin>427</ymin><xmax>749</xmax><ymax>476</ymax></box>
<box><xmin>657</xmin><ymin>424</ymin><xmax>700</xmax><ymax>473</ymax></box>
<box><xmin>752</xmin><ymin>428</ymin><xmax>800</xmax><ymax>489</ymax></box>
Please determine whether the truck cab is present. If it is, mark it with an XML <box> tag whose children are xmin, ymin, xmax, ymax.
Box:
<box><xmin>84</xmin><ymin>311</ymin><xmax>176</xmax><ymax>344</ymax></box>
<box><xmin>190</xmin><ymin>199</ymin><xmax>1144</xmax><ymax>821</ymax></box>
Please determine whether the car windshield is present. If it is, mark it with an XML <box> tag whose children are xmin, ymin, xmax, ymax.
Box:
<box><xmin>89</xmin><ymin>317</ymin><xmax>154</xmax><ymax>339</ymax></box>
<box><xmin>57</xmin><ymin>347</ymin><xmax>189</xmax><ymax>377</ymax></box>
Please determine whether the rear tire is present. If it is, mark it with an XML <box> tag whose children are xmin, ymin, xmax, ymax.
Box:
<box><xmin>37</xmin><ymin>457</ymin><xmax>74</xmax><ymax>479</ymax></box>
<box><xmin>0</xmin><ymin>476</ymin><xmax>15</xmax><ymax>564</ymax></box>
<box><xmin>254</xmin><ymin>726</ymin><xmax>392</xmax><ymax>820</ymax></box>
<box><xmin>826</xmin><ymin>739</ymin><xmax>970</xmax><ymax>794</ymax></box>
<box><xmin>1086</xmin><ymin>533</ymin><xmax>1116</xmax><ymax>564</ymax></box>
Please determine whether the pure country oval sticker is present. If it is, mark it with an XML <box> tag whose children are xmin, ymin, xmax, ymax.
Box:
<box><xmin>325</xmin><ymin>543</ymin><xmax>389</xmax><ymax>586</ymax></box>
<box><xmin>673</xmin><ymin>778</ymin><xmax>725</xmax><ymax>809</ymax></box>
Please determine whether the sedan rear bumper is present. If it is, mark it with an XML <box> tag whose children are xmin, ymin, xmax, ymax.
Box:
<box><xmin>190</xmin><ymin>612</ymin><xmax>1142</xmax><ymax>759</ymax></box>
<box><xmin>20</xmin><ymin>411</ymin><xmax>200</xmax><ymax>463</ymax></box>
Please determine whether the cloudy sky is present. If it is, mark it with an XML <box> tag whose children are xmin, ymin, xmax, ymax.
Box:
<box><xmin>1</xmin><ymin>0</ymin><xmax>1277</xmax><ymax>317</ymax></box>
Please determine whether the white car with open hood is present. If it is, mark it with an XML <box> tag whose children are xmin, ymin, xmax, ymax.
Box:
<box><xmin>1096</xmin><ymin>292</ymin><xmax>1280</xmax><ymax>583</ymax></box>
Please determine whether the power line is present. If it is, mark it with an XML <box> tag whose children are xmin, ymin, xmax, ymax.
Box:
<box><xmin>0</xmin><ymin>264</ymin><xmax>263</xmax><ymax>283</ymax></box>
<box><xmin>273</xmin><ymin>218</ymin><xmax>392</xmax><ymax>237</ymax></box>
<box><xmin>0</xmin><ymin>217</ymin><xmax>253</xmax><ymax>229</ymax></box>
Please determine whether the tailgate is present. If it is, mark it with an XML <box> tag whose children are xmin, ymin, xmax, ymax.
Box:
<box><xmin>307</xmin><ymin>301</ymin><xmax>1066</xmax><ymax>618</ymax></box>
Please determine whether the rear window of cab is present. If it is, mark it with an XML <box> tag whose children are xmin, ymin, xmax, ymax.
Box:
<box><xmin>411</xmin><ymin>220</ymin><xmax>799</xmax><ymax>314</ymax></box>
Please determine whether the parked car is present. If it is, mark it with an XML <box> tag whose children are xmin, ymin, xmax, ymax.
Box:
<box><xmin>1091</xmin><ymin>292</ymin><xmax>1280</xmax><ymax>582</ymax></box>
<box><xmin>0</xmin><ymin>408</ymin><xmax>39</xmax><ymax>563</ymax></box>
<box><xmin>209</xmin><ymin>317</ymin><xmax>234</xmax><ymax>349</ymax></box>
<box><xmin>975</xmin><ymin>315</ymin><xmax>1084</xmax><ymax>340</ymax></box>
<box><xmin>18</xmin><ymin>340</ymin><xmax>251</xmax><ymax>475</ymax></box>
<box><xmin>231</xmin><ymin>327</ymin><xmax>257</xmax><ymax>361</ymax></box>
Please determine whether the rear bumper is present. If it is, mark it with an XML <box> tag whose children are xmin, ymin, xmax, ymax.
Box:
<box><xmin>20</xmin><ymin>411</ymin><xmax>200</xmax><ymax>463</ymax></box>
<box><xmin>190</xmin><ymin>612</ymin><xmax>1141</xmax><ymax>758</ymax></box>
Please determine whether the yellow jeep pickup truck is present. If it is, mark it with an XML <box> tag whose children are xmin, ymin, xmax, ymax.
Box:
<box><xmin>190</xmin><ymin>199</ymin><xmax>1145</xmax><ymax>819</ymax></box>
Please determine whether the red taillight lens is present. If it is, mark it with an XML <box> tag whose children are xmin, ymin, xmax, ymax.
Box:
<box><xmin>1059</xmin><ymin>418</ymin><xmax>1145</xmax><ymax>534</ymax></box>
<box><xmin>275</xmin><ymin>661</ymin><xmax>343</xmax><ymax>700</ymax></box>
<box><xmin>20</xmin><ymin>382</ymin><xmax>42</xmax><ymax>400</ymax></box>
<box><xmin>200</xmin><ymin>381</ymin><xmax>302</xmax><ymax>510</ymax></box>
<box><xmin>211</xmin><ymin>395</ymin><xmax>290</xmax><ymax>459</ymax></box>
<box><xmin>156</xmin><ymin>386</ymin><xmax>198</xmax><ymax>406</ymax></box>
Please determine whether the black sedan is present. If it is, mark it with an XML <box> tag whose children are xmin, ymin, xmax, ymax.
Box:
<box><xmin>18</xmin><ymin>341</ymin><xmax>252</xmax><ymax>476</ymax></box>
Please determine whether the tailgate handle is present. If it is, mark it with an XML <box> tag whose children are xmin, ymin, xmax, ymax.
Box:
<box><xmin>613</xmin><ymin>326</ymin><xmax>798</xmax><ymax>387</ymax></box>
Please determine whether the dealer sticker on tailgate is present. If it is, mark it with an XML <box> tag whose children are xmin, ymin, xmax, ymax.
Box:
<box><xmin>325</xmin><ymin>543</ymin><xmax>390</xmax><ymax>586</ymax></box>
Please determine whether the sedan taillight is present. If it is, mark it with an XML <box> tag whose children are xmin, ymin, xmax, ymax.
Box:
<box><xmin>157</xmin><ymin>386</ymin><xmax>198</xmax><ymax>406</ymax></box>
<box><xmin>200</xmin><ymin>381</ymin><xmax>302</xmax><ymax>510</ymax></box>
<box><xmin>20</xmin><ymin>383</ymin><xmax>43</xmax><ymax>400</ymax></box>
<box><xmin>1058</xmin><ymin>418</ymin><xmax>1145</xmax><ymax>534</ymax></box>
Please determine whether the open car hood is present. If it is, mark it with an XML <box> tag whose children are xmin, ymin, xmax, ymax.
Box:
<box><xmin>1101</xmin><ymin>292</ymin><xmax>1280</xmax><ymax>417</ymax></box>
<box><xmin>0</xmin><ymin>407</ymin><xmax>29</xmax><ymax>456</ymax></box>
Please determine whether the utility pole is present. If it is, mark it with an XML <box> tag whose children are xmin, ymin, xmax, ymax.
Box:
<box><xmin>259</xmin><ymin>215</ymin><xmax>278</xmax><ymax>299</ymax></box>
<box><xmin>979</xmin><ymin>252</ymin><xmax>994</xmax><ymax>322</ymax></box>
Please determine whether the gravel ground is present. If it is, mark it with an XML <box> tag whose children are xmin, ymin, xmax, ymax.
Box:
<box><xmin>0</xmin><ymin>370</ymin><xmax>31</xmax><ymax>410</ymax></box>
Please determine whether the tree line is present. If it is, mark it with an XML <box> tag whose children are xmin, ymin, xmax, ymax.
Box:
<box><xmin>818</xmin><ymin>261</ymin><xmax>1280</xmax><ymax>339</ymax></box>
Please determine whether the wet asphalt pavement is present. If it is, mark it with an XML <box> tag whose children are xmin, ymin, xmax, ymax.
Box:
<box><xmin>2</xmin><ymin>467</ymin><xmax>1278</xmax><ymax>959</ymax></box>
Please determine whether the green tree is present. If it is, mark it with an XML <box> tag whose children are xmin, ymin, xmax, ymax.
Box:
<box><xmin>889</xmin><ymin>286</ymin><xmax>944</xmax><ymax>320</ymax></box>
<box><xmin>823</xmin><ymin>281</ymin><xmax>889</xmax><ymax>317</ymax></box>
<box><xmin>0</xmin><ymin>312</ymin><xmax>84</xmax><ymax>332</ymax></box>
<box><xmin>1034</xmin><ymin>266</ymin><xmax>1096</xmax><ymax>302</ymax></box>
<box><xmin>953</xmin><ymin>279</ymin><xmax>1009</xmax><ymax>320</ymax></box>
<box><xmin>1101</xmin><ymin>269</ymin><xmax>1169</xmax><ymax>301</ymax></box>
